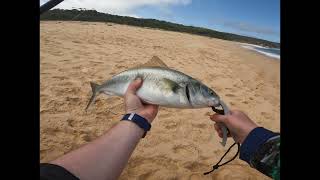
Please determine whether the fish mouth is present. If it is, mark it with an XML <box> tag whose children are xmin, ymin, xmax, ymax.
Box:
<box><xmin>208</xmin><ymin>99</ymin><xmax>220</xmax><ymax>107</ymax></box>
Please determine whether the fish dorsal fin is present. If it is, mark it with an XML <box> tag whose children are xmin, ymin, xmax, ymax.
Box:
<box><xmin>131</xmin><ymin>56</ymin><xmax>170</xmax><ymax>69</ymax></box>
<box><xmin>161</xmin><ymin>78</ymin><xmax>182</xmax><ymax>93</ymax></box>
<box><xmin>146</xmin><ymin>56</ymin><xmax>169</xmax><ymax>68</ymax></box>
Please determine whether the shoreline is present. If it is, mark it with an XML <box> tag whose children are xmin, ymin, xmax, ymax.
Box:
<box><xmin>239</xmin><ymin>43</ymin><xmax>280</xmax><ymax>60</ymax></box>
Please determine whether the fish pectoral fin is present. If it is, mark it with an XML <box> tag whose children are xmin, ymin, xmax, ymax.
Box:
<box><xmin>160</xmin><ymin>78</ymin><xmax>182</xmax><ymax>93</ymax></box>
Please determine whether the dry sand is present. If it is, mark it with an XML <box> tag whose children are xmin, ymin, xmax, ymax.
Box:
<box><xmin>40</xmin><ymin>21</ymin><xmax>280</xmax><ymax>180</ymax></box>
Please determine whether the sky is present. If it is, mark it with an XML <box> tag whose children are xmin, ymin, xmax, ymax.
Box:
<box><xmin>40</xmin><ymin>0</ymin><xmax>280</xmax><ymax>43</ymax></box>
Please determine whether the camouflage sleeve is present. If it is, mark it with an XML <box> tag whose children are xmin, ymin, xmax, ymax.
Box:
<box><xmin>240</xmin><ymin>127</ymin><xmax>280</xmax><ymax>179</ymax></box>
<box><xmin>250</xmin><ymin>135</ymin><xmax>280</xmax><ymax>180</ymax></box>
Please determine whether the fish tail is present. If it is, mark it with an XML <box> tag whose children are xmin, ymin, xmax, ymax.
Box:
<box><xmin>85</xmin><ymin>82</ymin><xmax>100</xmax><ymax>111</ymax></box>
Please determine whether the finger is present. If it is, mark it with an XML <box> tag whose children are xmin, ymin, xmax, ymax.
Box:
<box><xmin>218</xmin><ymin>132</ymin><xmax>223</xmax><ymax>138</ymax></box>
<box><xmin>210</xmin><ymin>114</ymin><xmax>228</xmax><ymax>123</ymax></box>
<box><xmin>126</xmin><ymin>78</ymin><xmax>143</xmax><ymax>95</ymax></box>
<box><xmin>214</xmin><ymin>124</ymin><xmax>223</xmax><ymax>135</ymax></box>
<box><xmin>214</xmin><ymin>123</ymin><xmax>221</xmax><ymax>132</ymax></box>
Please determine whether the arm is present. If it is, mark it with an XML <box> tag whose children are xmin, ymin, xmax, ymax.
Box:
<box><xmin>210</xmin><ymin>110</ymin><xmax>280</xmax><ymax>179</ymax></box>
<box><xmin>242</xmin><ymin>129</ymin><xmax>280</xmax><ymax>180</ymax></box>
<box><xmin>46</xmin><ymin>78</ymin><xmax>158</xmax><ymax>180</ymax></box>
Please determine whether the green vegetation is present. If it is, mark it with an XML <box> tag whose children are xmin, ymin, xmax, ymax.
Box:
<box><xmin>41</xmin><ymin>9</ymin><xmax>280</xmax><ymax>48</ymax></box>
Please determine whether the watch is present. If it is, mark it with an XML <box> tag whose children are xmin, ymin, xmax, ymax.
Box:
<box><xmin>121</xmin><ymin>113</ymin><xmax>151</xmax><ymax>138</ymax></box>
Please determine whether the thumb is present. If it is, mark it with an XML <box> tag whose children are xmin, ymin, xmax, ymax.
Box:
<box><xmin>210</xmin><ymin>114</ymin><xmax>228</xmax><ymax>123</ymax></box>
<box><xmin>126</xmin><ymin>78</ymin><xmax>143</xmax><ymax>95</ymax></box>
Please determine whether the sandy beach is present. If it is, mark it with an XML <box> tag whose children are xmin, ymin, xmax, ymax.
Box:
<box><xmin>40</xmin><ymin>21</ymin><xmax>280</xmax><ymax>180</ymax></box>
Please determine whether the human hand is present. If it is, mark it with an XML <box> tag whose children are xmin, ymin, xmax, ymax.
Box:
<box><xmin>210</xmin><ymin>110</ymin><xmax>258</xmax><ymax>144</ymax></box>
<box><xmin>124</xmin><ymin>78</ymin><xmax>159</xmax><ymax>123</ymax></box>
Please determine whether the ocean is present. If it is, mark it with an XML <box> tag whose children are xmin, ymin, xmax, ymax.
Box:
<box><xmin>240</xmin><ymin>43</ymin><xmax>280</xmax><ymax>60</ymax></box>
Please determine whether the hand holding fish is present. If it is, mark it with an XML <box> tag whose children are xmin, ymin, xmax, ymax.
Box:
<box><xmin>210</xmin><ymin>110</ymin><xmax>258</xmax><ymax>143</ymax></box>
<box><xmin>124</xmin><ymin>78</ymin><xmax>159</xmax><ymax>123</ymax></box>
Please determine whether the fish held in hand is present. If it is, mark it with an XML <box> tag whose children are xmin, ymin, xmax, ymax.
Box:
<box><xmin>85</xmin><ymin>67</ymin><xmax>221</xmax><ymax>110</ymax></box>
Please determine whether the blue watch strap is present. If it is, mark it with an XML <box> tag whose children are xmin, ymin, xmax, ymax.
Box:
<box><xmin>121</xmin><ymin>113</ymin><xmax>151</xmax><ymax>138</ymax></box>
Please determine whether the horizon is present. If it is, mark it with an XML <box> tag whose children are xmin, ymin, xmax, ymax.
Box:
<box><xmin>40</xmin><ymin>0</ymin><xmax>280</xmax><ymax>43</ymax></box>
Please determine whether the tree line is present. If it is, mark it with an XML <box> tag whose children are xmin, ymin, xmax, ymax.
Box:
<box><xmin>40</xmin><ymin>9</ymin><xmax>280</xmax><ymax>48</ymax></box>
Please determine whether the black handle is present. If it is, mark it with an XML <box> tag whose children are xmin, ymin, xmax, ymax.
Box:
<box><xmin>40</xmin><ymin>0</ymin><xmax>65</xmax><ymax>15</ymax></box>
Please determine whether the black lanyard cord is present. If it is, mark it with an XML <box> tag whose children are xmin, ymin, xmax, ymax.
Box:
<box><xmin>203</xmin><ymin>142</ymin><xmax>240</xmax><ymax>175</ymax></box>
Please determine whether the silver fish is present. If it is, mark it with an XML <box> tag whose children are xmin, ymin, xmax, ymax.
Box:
<box><xmin>86</xmin><ymin>67</ymin><xmax>229</xmax><ymax>146</ymax></box>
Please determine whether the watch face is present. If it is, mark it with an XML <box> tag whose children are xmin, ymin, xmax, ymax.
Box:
<box><xmin>128</xmin><ymin>113</ymin><xmax>135</xmax><ymax>120</ymax></box>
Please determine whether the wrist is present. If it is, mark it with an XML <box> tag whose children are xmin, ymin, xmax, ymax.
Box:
<box><xmin>126</xmin><ymin>111</ymin><xmax>153</xmax><ymax>123</ymax></box>
<box><xmin>121</xmin><ymin>113</ymin><xmax>152</xmax><ymax>138</ymax></box>
<box><xmin>119</xmin><ymin>120</ymin><xmax>145</xmax><ymax>137</ymax></box>
<box><xmin>137</xmin><ymin>112</ymin><xmax>154</xmax><ymax>123</ymax></box>
<box><xmin>239</xmin><ymin>125</ymin><xmax>259</xmax><ymax>143</ymax></box>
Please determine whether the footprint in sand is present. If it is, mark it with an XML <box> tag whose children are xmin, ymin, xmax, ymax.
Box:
<box><xmin>188</xmin><ymin>173</ymin><xmax>202</xmax><ymax>180</ymax></box>
<box><xmin>52</xmin><ymin>76</ymin><xmax>67</xmax><ymax>80</ymax></box>
<box><xmin>153</xmin><ymin>45</ymin><xmax>162</xmax><ymax>49</ymax></box>
<box><xmin>225</xmin><ymin>93</ymin><xmax>235</xmax><ymax>97</ymax></box>
<box><xmin>60</xmin><ymin>82</ymin><xmax>73</xmax><ymax>86</ymax></box>
<box><xmin>115</xmin><ymin>64</ymin><xmax>127</xmax><ymax>69</ymax></box>
<box><xmin>192</xmin><ymin>123</ymin><xmax>207</xmax><ymax>129</ymax></box>
<box><xmin>73</xmin><ymin>55</ymin><xmax>81</xmax><ymax>59</ymax></box>
<box><xmin>81</xmin><ymin>68</ymin><xmax>89</xmax><ymax>73</ymax></box>
<box><xmin>72</xmin><ymin>66</ymin><xmax>81</xmax><ymax>70</ymax></box>
<box><xmin>67</xmin><ymin>118</ymin><xmax>76</xmax><ymax>127</ymax></box>
<box><xmin>45</xmin><ymin>63</ymin><xmax>58</xmax><ymax>68</ymax></box>
<box><xmin>66</xmin><ymin>87</ymin><xmax>81</xmax><ymax>94</ymax></box>
<box><xmin>59</xmin><ymin>59</ymin><xmax>70</xmax><ymax>62</ymax></box>
<box><xmin>44</xmin><ymin>126</ymin><xmax>60</xmax><ymax>136</ymax></box>
<box><xmin>72</xmin><ymin>40</ymin><xmax>81</xmax><ymax>44</ymax></box>
<box><xmin>80</xmin><ymin>133</ymin><xmax>94</xmax><ymax>142</ymax></box>
<box><xmin>53</xmin><ymin>51</ymin><xmax>65</xmax><ymax>56</ymax></box>
<box><xmin>117</xmin><ymin>60</ymin><xmax>125</xmax><ymax>63</ymax></box>
<box><xmin>183</xmin><ymin>161</ymin><xmax>208</xmax><ymax>172</ymax></box>
<box><xmin>172</xmin><ymin>144</ymin><xmax>199</xmax><ymax>158</ymax></box>
<box><xmin>242</xmin><ymin>101</ymin><xmax>249</xmax><ymax>104</ymax></box>
<box><xmin>65</xmin><ymin>97</ymin><xmax>80</xmax><ymax>106</ymax></box>
<box><xmin>109</xmin><ymin>71</ymin><xmax>117</xmax><ymax>75</ymax></box>
<box><xmin>159</xmin><ymin>112</ymin><xmax>171</xmax><ymax>119</ymax></box>
<box><xmin>137</xmin><ymin>172</ymin><xmax>155</xmax><ymax>180</ymax></box>
<box><xmin>89</xmin><ymin>61</ymin><xmax>104</xmax><ymax>64</ymax></box>
<box><xmin>261</xmin><ymin>112</ymin><xmax>272</xmax><ymax>120</ymax></box>
<box><xmin>165</xmin><ymin>122</ymin><xmax>178</xmax><ymax>130</ymax></box>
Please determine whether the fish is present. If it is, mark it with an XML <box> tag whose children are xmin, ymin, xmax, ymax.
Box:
<box><xmin>86</xmin><ymin>66</ymin><xmax>229</xmax><ymax>146</ymax></box>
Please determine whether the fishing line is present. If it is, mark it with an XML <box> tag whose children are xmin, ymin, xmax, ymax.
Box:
<box><xmin>203</xmin><ymin>142</ymin><xmax>240</xmax><ymax>175</ymax></box>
